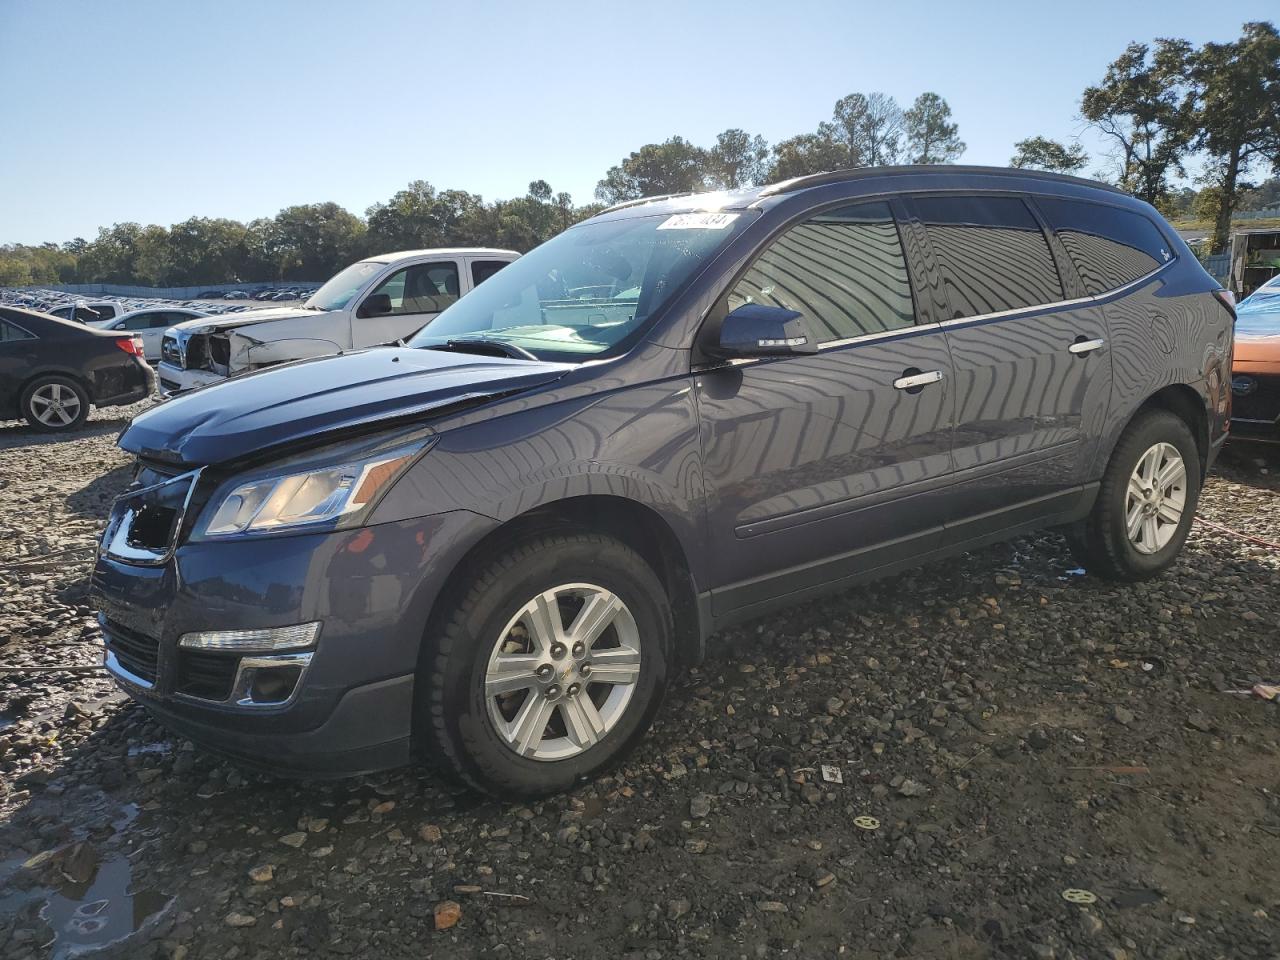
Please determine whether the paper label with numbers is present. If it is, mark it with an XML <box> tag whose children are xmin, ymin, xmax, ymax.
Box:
<box><xmin>657</xmin><ymin>213</ymin><xmax>740</xmax><ymax>230</ymax></box>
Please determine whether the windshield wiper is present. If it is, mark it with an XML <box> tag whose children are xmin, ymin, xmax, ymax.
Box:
<box><xmin>437</xmin><ymin>338</ymin><xmax>539</xmax><ymax>362</ymax></box>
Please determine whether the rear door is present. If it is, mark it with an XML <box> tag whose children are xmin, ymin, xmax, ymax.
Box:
<box><xmin>0</xmin><ymin>318</ymin><xmax>38</xmax><ymax>416</ymax></box>
<box><xmin>351</xmin><ymin>259</ymin><xmax>463</xmax><ymax>347</ymax></box>
<box><xmin>695</xmin><ymin>199</ymin><xmax>956</xmax><ymax>615</ymax></box>
<box><xmin>904</xmin><ymin>194</ymin><xmax>1112</xmax><ymax>541</ymax></box>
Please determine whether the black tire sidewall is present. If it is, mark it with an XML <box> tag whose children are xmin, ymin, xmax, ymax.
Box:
<box><xmin>1101</xmin><ymin>412</ymin><xmax>1200</xmax><ymax>577</ymax></box>
<box><xmin>21</xmin><ymin>376</ymin><xmax>90</xmax><ymax>431</ymax></box>
<box><xmin>428</xmin><ymin>536</ymin><xmax>671</xmax><ymax>796</ymax></box>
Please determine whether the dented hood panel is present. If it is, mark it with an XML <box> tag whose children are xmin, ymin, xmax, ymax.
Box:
<box><xmin>170</xmin><ymin>306</ymin><xmax>321</xmax><ymax>333</ymax></box>
<box><xmin>119</xmin><ymin>348</ymin><xmax>573</xmax><ymax>466</ymax></box>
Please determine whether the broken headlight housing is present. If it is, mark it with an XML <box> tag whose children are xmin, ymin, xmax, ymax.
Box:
<box><xmin>194</xmin><ymin>430</ymin><xmax>434</xmax><ymax>540</ymax></box>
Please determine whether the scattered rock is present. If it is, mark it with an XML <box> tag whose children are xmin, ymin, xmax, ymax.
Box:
<box><xmin>433</xmin><ymin>900</ymin><xmax>461</xmax><ymax>931</ymax></box>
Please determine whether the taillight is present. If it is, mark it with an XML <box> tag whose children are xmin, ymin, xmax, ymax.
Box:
<box><xmin>114</xmin><ymin>336</ymin><xmax>145</xmax><ymax>357</ymax></box>
<box><xmin>1213</xmin><ymin>289</ymin><xmax>1237</xmax><ymax>319</ymax></box>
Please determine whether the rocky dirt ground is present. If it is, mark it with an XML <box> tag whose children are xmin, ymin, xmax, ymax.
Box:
<box><xmin>1</xmin><ymin>402</ymin><xmax>1279</xmax><ymax>960</ymax></box>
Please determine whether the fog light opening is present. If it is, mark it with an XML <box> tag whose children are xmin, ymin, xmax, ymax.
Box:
<box><xmin>229</xmin><ymin>652</ymin><xmax>313</xmax><ymax>708</ymax></box>
<box><xmin>247</xmin><ymin>665</ymin><xmax>302</xmax><ymax>704</ymax></box>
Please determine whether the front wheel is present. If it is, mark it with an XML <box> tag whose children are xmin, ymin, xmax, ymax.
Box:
<box><xmin>1067</xmin><ymin>409</ymin><xmax>1201</xmax><ymax>581</ymax></box>
<box><xmin>419</xmin><ymin>533</ymin><xmax>672</xmax><ymax>797</ymax></box>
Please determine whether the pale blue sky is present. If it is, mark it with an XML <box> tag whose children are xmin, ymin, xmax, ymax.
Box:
<box><xmin>1</xmin><ymin>0</ymin><xmax>1274</xmax><ymax>244</ymax></box>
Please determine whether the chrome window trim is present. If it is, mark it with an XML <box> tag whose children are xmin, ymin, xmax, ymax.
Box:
<box><xmin>811</xmin><ymin>256</ymin><xmax>1177</xmax><ymax>352</ymax></box>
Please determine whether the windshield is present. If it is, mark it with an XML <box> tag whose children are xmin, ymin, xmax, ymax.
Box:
<box><xmin>407</xmin><ymin>212</ymin><xmax>748</xmax><ymax>361</ymax></box>
<box><xmin>305</xmin><ymin>260</ymin><xmax>386</xmax><ymax>311</ymax></box>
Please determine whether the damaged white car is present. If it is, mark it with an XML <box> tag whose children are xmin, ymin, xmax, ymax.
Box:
<box><xmin>155</xmin><ymin>248</ymin><xmax>519</xmax><ymax>393</ymax></box>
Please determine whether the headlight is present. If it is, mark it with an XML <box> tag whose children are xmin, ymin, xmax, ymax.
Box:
<box><xmin>196</xmin><ymin>433</ymin><xmax>432</xmax><ymax>539</ymax></box>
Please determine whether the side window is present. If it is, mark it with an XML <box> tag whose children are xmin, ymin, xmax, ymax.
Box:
<box><xmin>727</xmin><ymin>200</ymin><xmax>915</xmax><ymax>343</ymax></box>
<box><xmin>366</xmin><ymin>262</ymin><xmax>461</xmax><ymax>316</ymax></box>
<box><xmin>120</xmin><ymin>313</ymin><xmax>156</xmax><ymax>331</ymax></box>
<box><xmin>0</xmin><ymin>320</ymin><xmax>34</xmax><ymax>343</ymax></box>
<box><xmin>1036</xmin><ymin>198</ymin><xmax>1172</xmax><ymax>295</ymax></box>
<box><xmin>471</xmin><ymin>260</ymin><xmax>510</xmax><ymax>287</ymax></box>
<box><xmin>913</xmin><ymin>195</ymin><xmax>1064</xmax><ymax>319</ymax></box>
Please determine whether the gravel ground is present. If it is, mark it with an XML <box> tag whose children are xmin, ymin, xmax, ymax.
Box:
<box><xmin>1</xmin><ymin>403</ymin><xmax>1279</xmax><ymax>960</ymax></box>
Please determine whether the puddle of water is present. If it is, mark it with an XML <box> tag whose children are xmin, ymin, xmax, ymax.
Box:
<box><xmin>1057</xmin><ymin>567</ymin><xmax>1087</xmax><ymax>580</ymax></box>
<box><xmin>39</xmin><ymin>856</ymin><xmax>174</xmax><ymax>959</ymax></box>
<box><xmin>0</xmin><ymin>714</ymin><xmax>13</xmax><ymax>732</ymax></box>
<box><xmin>0</xmin><ymin>803</ymin><xmax>173</xmax><ymax>958</ymax></box>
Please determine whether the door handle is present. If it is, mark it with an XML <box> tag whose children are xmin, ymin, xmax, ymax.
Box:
<box><xmin>893</xmin><ymin>369</ymin><xmax>944</xmax><ymax>392</ymax></box>
<box><xmin>1068</xmin><ymin>337</ymin><xmax>1105</xmax><ymax>356</ymax></box>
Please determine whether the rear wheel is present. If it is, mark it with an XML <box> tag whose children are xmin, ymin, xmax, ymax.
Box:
<box><xmin>1067</xmin><ymin>409</ymin><xmax>1200</xmax><ymax>581</ymax></box>
<box><xmin>419</xmin><ymin>533</ymin><xmax>672</xmax><ymax>797</ymax></box>
<box><xmin>21</xmin><ymin>376</ymin><xmax>90</xmax><ymax>431</ymax></box>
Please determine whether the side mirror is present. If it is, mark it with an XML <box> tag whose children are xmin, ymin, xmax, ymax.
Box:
<box><xmin>708</xmin><ymin>303</ymin><xmax>818</xmax><ymax>359</ymax></box>
<box><xmin>358</xmin><ymin>293</ymin><xmax>393</xmax><ymax>318</ymax></box>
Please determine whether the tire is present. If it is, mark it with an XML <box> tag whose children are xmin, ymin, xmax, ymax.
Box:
<box><xmin>21</xmin><ymin>376</ymin><xmax>90</xmax><ymax>432</ymax></box>
<box><xmin>419</xmin><ymin>533</ymin><xmax>672</xmax><ymax>797</ymax></box>
<box><xmin>1067</xmin><ymin>409</ymin><xmax>1200</xmax><ymax>581</ymax></box>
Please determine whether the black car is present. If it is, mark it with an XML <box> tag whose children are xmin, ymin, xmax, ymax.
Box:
<box><xmin>92</xmin><ymin>166</ymin><xmax>1232</xmax><ymax>797</ymax></box>
<box><xmin>0</xmin><ymin>307</ymin><xmax>155</xmax><ymax>431</ymax></box>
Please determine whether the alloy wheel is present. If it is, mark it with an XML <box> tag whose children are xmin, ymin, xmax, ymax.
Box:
<box><xmin>1125</xmin><ymin>441</ymin><xmax>1186</xmax><ymax>555</ymax></box>
<box><xmin>28</xmin><ymin>382</ymin><xmax>83</xmax><ymax>427</ymax></box>
<box><xmin>484</xmin><ymin>583</ymin><xmax>642</xmax><ymax>761</ymax></box>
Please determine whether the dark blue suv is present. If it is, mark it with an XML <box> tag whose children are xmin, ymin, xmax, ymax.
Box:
<box><xmin>91</xmin><ymin>167</ymin><xmax>1234</xmax><ymax>796</ymax></box>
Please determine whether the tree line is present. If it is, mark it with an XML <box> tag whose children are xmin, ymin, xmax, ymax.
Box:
<box><xmin>0</xmin><ymin>88</ymin><xmax>966</xmax><ymax>289</ymax></box>
<box><xmin>1012</xmin><ymin>20</ymin><xmax>1280</xmax><ymax>252</ymax></box>
<box><xmin>2</xmin><ymin>20</ymin><xmax>1276</xmax><ymax>288</ymax></box>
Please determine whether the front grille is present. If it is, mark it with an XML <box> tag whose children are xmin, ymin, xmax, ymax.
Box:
<box><xmin>186</xmin><ymin>334</ymin><xmax>212</xmax><ymax>371</ymax></box>
<box><xmin>176</xmin><ymin>650</ymin><xmax>239</xmax><ymax>701</ymax></box>
<box><xmin>1232</xmin><ymin>373</ymin><xmax>1280</xmax><ymax>423</ymax></box>
<box><xmin>209</xmin><ymin>335</ymin><xmax>229</xmax><ymax>367</ymax></box>
<box><xmin>102</xmin><ymin>469</ymin><xmax>197</xmax><ymax>565</ymax></box>
<box><xmin>103</xmin><ymin>619</ymin><xmax>160</xmax><ymax>685</ymax></box>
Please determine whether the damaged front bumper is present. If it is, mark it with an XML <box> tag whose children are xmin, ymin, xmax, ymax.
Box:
<box><xmin>156</xmin><ymin>361</ymin><xmax>224</xmax><ymax>396</ymax></box>
<box><xmin>90</xmin><ymin>465</ymin><xmax>497</xmax><ymax>774</ymax></box>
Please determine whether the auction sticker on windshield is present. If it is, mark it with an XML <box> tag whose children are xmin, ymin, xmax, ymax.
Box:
<box><xmin>657</xmin><ymin>213</ymin><xmax>740</xmax><ymax>230</ymax></box>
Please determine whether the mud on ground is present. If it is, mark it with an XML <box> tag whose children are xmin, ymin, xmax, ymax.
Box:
<box><xmin>1</xmin><ymin>404</ymin><xmax>1279</xmax><ymax>960</ymax></box>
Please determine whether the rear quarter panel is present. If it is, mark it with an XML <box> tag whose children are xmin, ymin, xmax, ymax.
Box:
<box><xmin>1094</xmin><ymin>261</ymin><xmax>1230</xmax><ymax>475</ymax></box>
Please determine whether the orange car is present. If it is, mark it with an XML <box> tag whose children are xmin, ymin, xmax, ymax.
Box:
<box><xmin>1232</xmin><ymin>280</ymin><xmax>1280</xmax><ymax>443</ymax></box>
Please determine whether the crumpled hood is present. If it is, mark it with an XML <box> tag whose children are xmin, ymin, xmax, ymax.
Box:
<box><xmin>170</xmin><ymin>306</ymin><xmax>320</xmax><ymax>333</ymax></box>
<box><xmin>120</xmin><ymin>347</ymin><xmax>573</xmax><ymax>465</ymax></box>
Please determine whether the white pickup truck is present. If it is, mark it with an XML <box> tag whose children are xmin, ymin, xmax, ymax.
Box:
<box><xmin>156</xmin><ymin>248</ymin><xmax>518</xmax><ymax>393</ymax></box>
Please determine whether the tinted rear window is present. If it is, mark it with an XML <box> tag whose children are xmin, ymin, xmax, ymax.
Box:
<box><xmin>913</xmin><ymin>195</ymin><xmax>1064</xmax><ymax>319</ymax></box>
<box><xmin>1036</xmin><ymin>198</ymin><xmax>1172</xmax><ymax>295</ymax></box>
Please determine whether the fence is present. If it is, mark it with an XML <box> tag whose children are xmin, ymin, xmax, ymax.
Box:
<box><xmin>1237</xmin><ymin>206</ymin><xmax>1280</xmax><ymax>221</ymax></box>
<box><xmin>20</xmin><ymin>281</ymin><xmax>321</xmax><ymax>299</ymax></box>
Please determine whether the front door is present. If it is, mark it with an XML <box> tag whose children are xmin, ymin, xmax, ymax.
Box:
<box><xmin>695</xmin><ymin>200</ymin><xmax>955</xmax><ymax>615</ymax></box>
<box><xmin>904</xmin><ymin>194</ymin><xmax>1112</xmax><ymax>540</ymax></box>
<box><xmin>352</xmin><ymin>260</ymin><xmax>463</xmax><ymax>347</ymax></box>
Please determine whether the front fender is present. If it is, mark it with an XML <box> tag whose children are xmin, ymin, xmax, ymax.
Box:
<box><xmin>368</xmin><ymin>377</ymin><xmax>707</xmax><ymax>583</ymax></box>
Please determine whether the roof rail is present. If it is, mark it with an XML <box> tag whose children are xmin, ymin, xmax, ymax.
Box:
<box><xmin>757</xmin><ymin>165</ymin><xmax>1124</xmax><ymax>198</ymax></box>
<box><xmin>601</xmin><ymin>192</ymin><xmax>696</xmax><ymax>214</ymax></box>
